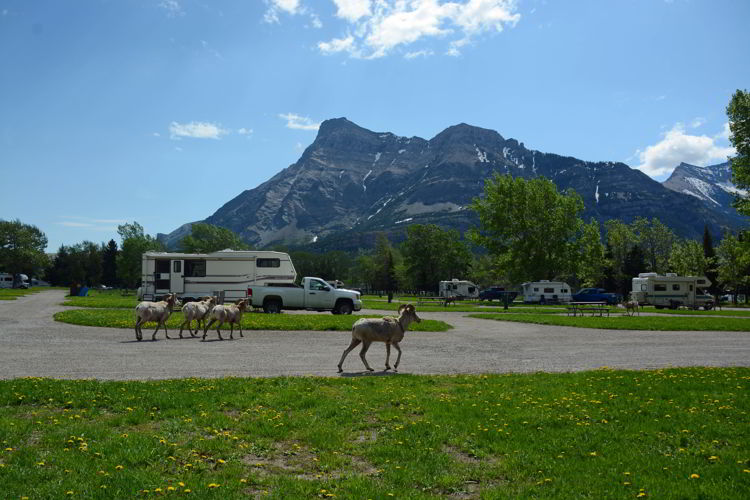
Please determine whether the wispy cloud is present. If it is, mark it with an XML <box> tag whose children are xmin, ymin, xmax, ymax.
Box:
<box><xmin>632</xmin><ymin>122</ymin><xmax>735</xmax><ymax>178</ymax></box>
<box><xmin>169</xmin><ymin>121</ymin><xmax>229</xmax><ymax>140</ymax></box>
<box><xmin>279</xmin><ymin>113</ymin><xmax>321</xmax><ymax>131</ymax></box>
<box><xmin>315</xmin><ymin>0</ymin><xmax>521</xmax><ymax>58</ymax></box>
<box><xmin>159</xmin><ymin>0</ymin><xmax>184</xmax><ymax>17</ymax></box>
<box><xmin>237</xmin><ymin>128</ymin><xmax>254</xmax><ymax>136</ymax></box>
<box><xmin>57</xmin><ymin>216</ymin><xmax>129</xmax><ymax>232</ymax></box>
<box><xmin>404</xmin><ymin>49</ymin><xmax>434</xmax><ymax>59</ymax></box>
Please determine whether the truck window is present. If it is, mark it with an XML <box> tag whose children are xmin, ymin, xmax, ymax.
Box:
<box><xmin>654</xmin><ymin>284</ymin><xmax>667</xmax><ymax>291</ymax></box>
<box><xmin>309</xmin><ymin>279</ymin><xmax>328</xmax><ymax>291</ymax></box>
<box><xmin>257</xmin><ymin>258</ymin><xmax>280</xmax><ymax>268</ymax></box>
<box><xmin>184</xmin><ymin>260</ymin><xmax>206</xmax><ymax>277</ymax></box>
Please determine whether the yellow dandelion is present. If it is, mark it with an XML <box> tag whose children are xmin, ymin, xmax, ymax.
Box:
<box><xmin>589</xmin><ymin>451</ymin><xmax>598</xmax><ymax>456</ymax></box>
<box><xmin>66</xmin><ymin>492</ymin><xmax>74</xmax><ymax>496</ymax></box>
<box><xmin>154</xmin><ymin>488</ymin><xmax>162</xmax><ymax>492</ymax></box>
<box><xmin>207</xmin><ymin>483</ymin><xmax>221</xmax><ymax>488</ymax></box>
<box><xmin>217</xmin><ymin>459</ymin><xmax>226</xmax><ymax>464</ymax></box>
<box><xmin>690</xmin><ymin>473</ymin><xmax>700</xmax><ymax>479</ymax></box>
<box><xmin>240</xmin><ymin>479</ymin><xmax>247</xmax><ymax>483</ymax></box>
<box><xmin>179</xmin><ymin>482</ymin><xmax>185</xmax><ymax>487</ymax></box>
<box><xmin>115</xmin><ymin>465</ymin><xmax>124</xmax><ymax>470</ymax></box>
<box><xmin>637</xmin><ymin>493</ymin><xmax>647</xmax><ymax>498</ymax></box>
<box><xmin>708</xmin><ymin>456</ymin><xmax>719</xmax><ymax>461</ymax></box>
<box><xmin>184</xmin><ymin>489</ymin><xmax>191</xmax><ymax>493</ymax></box>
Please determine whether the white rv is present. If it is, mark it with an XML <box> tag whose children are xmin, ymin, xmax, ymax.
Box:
<box><xmin>0</xmin><ymin>273</ymin><xmax>29</xmax><ymax>289</ymax></box>
<box><xmin>631</xmin><ymin>273</ymin><xmax>714</xmax><ymax>309</ymax></box>
<box><xmin>439</xmin><ymin>279</ymin><xmax>479</xmax><ymax>299</ymax></box>
<box><xmin>138</xmin><ymin>250</ymin><xmax>297</xmax><ymax>302</ymax></box>
<box><xmin>521</xmin><ymin>280</ymin><xmax>572</xmax><ymax>304</ymax></box>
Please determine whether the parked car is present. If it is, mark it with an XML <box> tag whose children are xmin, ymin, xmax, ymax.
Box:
<box><xmin>478</xmin><ymin>286</ymin><xmax>519</xmax><ymax>303</ymax></box>
<box><xmin>571</xmin><ymin>287</ymin><xmax>621</xmax><ymax>305</ymax></box>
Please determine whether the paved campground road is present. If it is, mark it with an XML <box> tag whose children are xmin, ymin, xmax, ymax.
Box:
<box><xmin>1</xmin><ymin>291</ymin><xmax>748</xmax><ymax>380</ymax></box>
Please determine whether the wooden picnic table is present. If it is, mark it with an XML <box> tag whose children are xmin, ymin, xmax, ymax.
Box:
<box><xmin>566</xmin><ymin>302</ymin><xmax>610</xmax><ymax>317</ymax></box>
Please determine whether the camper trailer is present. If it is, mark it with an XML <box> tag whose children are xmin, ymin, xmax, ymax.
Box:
<box><xmin>631</xmin><ymin>273</ymin><xmax>714</xmax><ymax>309</ymax></box>
<box><xmin>138</xmin><ymin>250</ymin><xmax>296</xmax><ymax>302</ymax></box>
<box><xmin>521</xmin><ymin>280</ymin><xmax>572</xmax><ymax>304</ymax></box>
<box><xmin>439</xmin><ymin>279</ymin><xmax>479</xmax><ymax>299</ymax></box>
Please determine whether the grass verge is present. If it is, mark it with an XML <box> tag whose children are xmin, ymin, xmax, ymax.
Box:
<box><xmin>469</xmin><ymin>312</ymin><xmax>750</xmax><ymax>331</ymax></box>
<box><xmin>54</xmin><ymin>309</ymin><xmax>452</xmax><ymax>332</ymax></box>
<box><xmin>362</xmin><ymin>299</ymin><xmax>560</xmax><ymax>314</ymax></box>
<box><xmin>0</xmin><ymin>368</ymin><xmax>748</xmax><ymax>498</ymax></box>
<box><xmin>643</xmin><ymin>307</ymin><xmax>750</xmax><ymax>318</ymax></box>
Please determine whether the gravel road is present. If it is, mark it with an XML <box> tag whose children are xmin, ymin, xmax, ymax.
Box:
<box><xmin>1</xmin><ymin>291</ymin><xmax>748</xmax><ymax>380</ymax></box>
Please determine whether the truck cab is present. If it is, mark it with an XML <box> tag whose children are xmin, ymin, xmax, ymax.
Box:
<box><xmin>248</xmin><ymin>277</ymin><xmax>363</xmax><ymax>314</ymax></box>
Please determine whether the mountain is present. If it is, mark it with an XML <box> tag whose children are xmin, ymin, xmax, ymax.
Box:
<box><xmin>662</xmin><ymin>161</ymin><xmax>745</xmax><ymax>219</ymax></box>
<box><xmin>158</xmin><ymin>118</ymin><xmax>745</xmax><ymax>251</ymax></box>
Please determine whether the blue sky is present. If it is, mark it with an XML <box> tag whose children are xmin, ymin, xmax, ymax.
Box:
<box><xmin>1</xmin><ymin>0</ymin><xmax>748</xmax><ymax>251</ymax></box>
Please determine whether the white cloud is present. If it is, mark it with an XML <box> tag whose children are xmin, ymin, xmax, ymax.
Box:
<box><xmin>279</xmin><ymin>113</ymin><xmax>321</xmax><ymax>131</ymax></box>
<box><xmin>169</xmin><ymin>121</ymin><xmax>229</xmax><ymax>140</ymax></box>
<box><xmin>152</xmin><ymin>132</ymin><xmax>161</xmax><ymax>137</ymax></box>
<box><xmin>333</xmin><ymin>0</ymin><xmax>372</xmax><ymax>22</ymax></box>
<box><xmin>690</xmin><ymin>117</ymin><xmax>706</xmax><ymax>129</ymax></box>
<box><xmin>633</xmin><ymin>123</ymin><xmax>736</xmax><ymax>178</ymax></box>
<box><xmin>404</xmin><ymin>49</ymin><xmax>434</xmax><ymax>59</ymax></box>
<box><xmin>57</xmin><ymin>217</ymin><xmax>128</xmax><ymax>232</ymax></box>
<box><xmin>317</xmin><ymin>0</ymin><xmax>520</xmax><ymax>58</ymax></box>
<box><xmin>237</xmin><ymin>128</ymin><xmax>254</xmax><ymax>136</ymax></box>
<box><xmin>159</xmin><ymin>0</ymin><xmax>183</xmax><ymax>17</ymax></box>
<box><xmin>310</xmin><ymin>13</ymin><xmax>323</xmax><ymax>28</ymax></box>
<box><xmin>264</xmin><ymin>0</ymin><xmax>302</xmax><ymax>23</ymax></box>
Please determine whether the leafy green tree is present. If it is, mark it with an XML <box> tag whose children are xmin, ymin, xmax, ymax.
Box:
<box><xmin>717</xmin><ymin>233</ymin><xmax>749</xmax><ymax>304</ymax></box>
<box><xmin>288</xmin><ymin>250</ymin><xmax>353</xmax><ymax>284</ymax></box>
<box><xmin>402</xmin><ymin>224</ymin><xmax>472</xmax><ymax>293</ymax></box>
<box><xmin>622</xmin><ymin>244</ymin><xmax>646</xmax><ymax>295</ymax></box>
<box><xmin>116</xmin><ymin>222</ymin><xmax>164</xmax><ymax>289</ymax></box>
<box><xmin>669</xmin><ymin>239</ymin><xmax>709</xmax><ymax>277</ymax></box>
<box><xmin>179</xmin><ymin>223</ymin><xmax>248</xmax><ymax>253</ymax></box>
<box><xmin>469</xmin><ymin>174</ymin><xmax>584</xmax><ymax>283</ymax></box>
<box><xmin>703</xmin><ymin>227</ymin><xmax>720</xmax><ymax>295</ymax></box>
<box><xmin>632</xmin><ymin>217</ymin><xmax>676</xmax><ymax>274</ymax></box>
<box><xmin>577</xmin><ymin>218</ymin><xmax>606</xmax><ymax>287</ymax></box>
<box><xmin>0</xmin><ymin>219</ymin><xmax>49</xmax><ymax>281</ymax></box>
<box><xmin>372</xmin><ymin>233</ymin><xmax>398</xmax><ymax>299</ymax></box>
<box><xmin>101</xmin><ymin>239</ymin><xmax>118</xmax><ymax>287</ymax></box>
<box><xmin>46</xmin><ymin>241</ymin><xmax>103</xmax><ymax>286</ymax></box>
<box><xmin>727</xmin><ymin>89</ymin><xmax>750</xmax><ymax>216</ymax></box>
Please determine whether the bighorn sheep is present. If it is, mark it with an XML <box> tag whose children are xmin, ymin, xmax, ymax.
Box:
<box><xmin>338</xmin><ymin>304</ymin><xmax>421</xmax><ymax>373</ymax></box>
<box><xmin>134</xmin><ymin>293</ymin><xmax>177</xmax><ymax>341</ymax></box>
<box><xmin>179</xmin><ymin>296</ymin><xmax>216</xmax><ymax>338</ymax></box>
<box><xmin>623</xmin><ymin>299</ymin><xmax>641</xmax><ymax>316</ymax></box>
<box><xmin>203</xmin><ymin>298</ymin><xmax>249</xmax><ymax>341</ymax></box>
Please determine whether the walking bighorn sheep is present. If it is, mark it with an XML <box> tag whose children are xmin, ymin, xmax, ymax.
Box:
<box><xmin>179</xmin><ymin>296</ymin><xmax>216</xmax><ymax>338</ymax></box>
<box><xmin>338</xmin><ymin>304</ymin><xmax>421</xmax><ymax>373</ymax></box>
<box><xmin>203</xmin><ymin>298</ymin><xmax>249</xmax><ymax>341</ymax></box>
<box><xmin>134</xmin><ymin>293</ymin><xmax>177</xmax><ymax>341</ymax></box>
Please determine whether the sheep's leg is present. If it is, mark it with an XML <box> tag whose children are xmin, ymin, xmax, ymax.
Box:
<box><xmin>238</xmin><ymin>320</ymin><xmax>243</xmax><ymax>338</ymax></box>
<box><xmin>163</xmin><ymin>321</ymin><xmax>171</xmax><ymax>340</ymax></box>
<box><xmin>393</xmin><ymin>342</ymin><xmax>402</xmax><ymax>371</ymax></box>
<box><xmin>385</xmin><ymin>343</ymin><xmax>392</xmax><ymax>371</ymax></box>
<box><xmin>203</xmin><ymin>319</ymin><xmax>216</xmax><ymax>340</ymax></box>
<box><xmin>337</xmin><ymin>338</ymin><xmax>361</xmax><ymax>372</ymax></box>
<box><xmin>216</xmin><ymin>321</ymin><xmax>224</xmax><ymax>341</ymax></box>
<box><xmin>135</xmin><ymin>319</ymin><xmax>142</xmax><ymax>341</ymax></box>
<box><xmin>359</xmin><ymin>340</ymin><xmax>374</xmax><ymax>372</ymax></box>
<box><xmin>151</xmin><ymin>322</ymin><xmax>161</xmax><ymax>341</ymax></box>
<box><xmin>229</xmin><ymin>323</ymin><xmax>234</xmax><ymax>340</ymax></box>
<box><xmin>179</xmin><ymin>319</ymin><xmax>188</xmax><ymax>339</ymax></box>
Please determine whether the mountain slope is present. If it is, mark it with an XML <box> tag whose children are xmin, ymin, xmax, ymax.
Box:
<box><xmin>158</xmin><ymin>118</ymin><xmax>745</xmax><ymax>251</ymax></box>
<box><xmin>662</xmin><ymin>161</ymin><xmax>745</xmax><ymax>218</ymax></box>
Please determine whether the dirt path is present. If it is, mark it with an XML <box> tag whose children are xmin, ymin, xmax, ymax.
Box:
<box><xmin>0</xmin><ymin>290</ymin><xmax>748</xmax><ymax>380</ymax></box>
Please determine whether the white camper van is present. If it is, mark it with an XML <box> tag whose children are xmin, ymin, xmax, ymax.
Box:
<box><xmin>521</xmin><ymin>280</ymin><xmax>572</xmax><ymax>304</ymax></box>
<box><xmin>631</xmin><ymin>273</ymin><xmax>714</xmax><ymax>309</ymax></box>
<box><xmin>138</xmin><ymin>250</ymin><xmax>297</xmax><ymax>302</ymax></box>
<box><xmin>439</xmin><ymin>279</ymin><xmax>479</xmax><ymax>299</ymax></box>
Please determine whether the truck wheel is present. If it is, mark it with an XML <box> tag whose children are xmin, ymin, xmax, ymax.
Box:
<box><xmin>263</xmin><ymin>300</ymin><xmax>282</xmax><ymax>314</ymax></box>
<box><xmin>336</xmin><ymin>301</ymin><xmax>353</xmax><ymax>315</ymax></box>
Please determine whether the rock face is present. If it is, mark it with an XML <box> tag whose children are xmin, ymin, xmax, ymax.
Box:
<box><xmin>158</xmin><ymin>118</ymin><xmax>745</xmax><ymax>251</ymax></box>
<box><xmin>662</xmin><ymin>161</ymin><xmax>745</xmax><ymax>218</ymax></box>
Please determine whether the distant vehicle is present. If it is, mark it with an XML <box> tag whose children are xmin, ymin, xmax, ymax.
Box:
<box><xmin>572</xmin><ymin>287</ymin><xmax>621</xmax><ymax>305</ymax></box>
<box><xmin>478</xmin><ymin>286</ymin><xmax>519</xmax><ymax>303</ymax></box>
<box><xmin>439</xmin><ymin>279</ymin><xmax>479</xmax><ymax>299</ymax></box>
<box><xmin>1</xmin><ymin>273</ymin><xmax>30</xmax><ymax>289</ymax></box>
<box><xmin>31</xmin><ymin>278</ymin><xmax>51</xmax><ymax>287</ymax></box>
<box><xmin>138</xmin><ymin>250</ymin><xmax>296</xmax><ymax>302</ymax></box>
<box><xmin>249</xmin><ymin>277</ymin><xmax>362</xmax><ymax>314</ymax></box>
<box><xmin>521</xmin><ymin>280</ymin><xmax>572</xmax><ymax>304</ymax></box>
<box><xmin>631</xmin><ymin>273</ymin><xmax>714</xmax><ymax>310</ymax></box>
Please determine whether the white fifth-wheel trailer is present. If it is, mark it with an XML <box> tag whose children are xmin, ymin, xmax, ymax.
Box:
<box><xmin>138</xmin><ymin>250</ymin><xmax>297</xmax><ymax>302</ymax></box>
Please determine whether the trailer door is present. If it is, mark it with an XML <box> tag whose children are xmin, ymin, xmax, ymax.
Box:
<box><xmin>170</xmin><ymin>260</ymin><xmax>184</xmax><ymax>293</ymax></box>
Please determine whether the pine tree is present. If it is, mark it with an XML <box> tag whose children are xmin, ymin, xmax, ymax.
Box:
<box><xmin>703</xmin><ymin>226</ymin><xmax>719</xmax><ymax>295</ymax></box>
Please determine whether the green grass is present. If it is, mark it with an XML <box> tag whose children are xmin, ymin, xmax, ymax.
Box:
<box><xmin>0</xmin><ymin>288</ymin><xmax>45</xmax><ymax>300</ymax></box>
<box><xmin>643</xmin><ymin>306</ymin><xmax>750</xmax><ymax>318</ymax></box>
<box><xmin>362</xmin><ymin>299</ymin><xmax>560</xmax><ymax>314</ymax></box>
<box><xmin>54</xmin><ymin>309</ymin><xmax>452</xmax><ymax>332</ymax></box>
<box><xmin>469</xmin><ymin>312</ymin><xmax>750</xmax><ymax>331</ymax></box>
<box><xmin>63</xmin><ymin>292</ymin><xmax>139</xmax><ymax>309</ymax></box>
<box><xmin>0</xmin><ymin>368</ymin><xmax>748</xmax><ymax>498</ymax></box>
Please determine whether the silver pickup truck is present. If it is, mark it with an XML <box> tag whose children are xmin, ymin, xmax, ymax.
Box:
<box><xmin>248</xmin><ymin>277</ymin><xmax>363</xmax><ymax>314</ymax></box>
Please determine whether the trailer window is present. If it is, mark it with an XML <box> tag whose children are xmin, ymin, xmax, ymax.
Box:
<box><xmin>544</xmin><ymin>288</ymin><xmax>554</xmax><ymax>294</ymax></box>
<box><xmin>672</xmin><ymin>284</ymin><xmax>680</xmax><ymax>291</ymax></box>
<box><xmin>173</xmin><ymin>261</ymin><xmax>181</xmax><ymax>273</ymax></box>
<box><xmin>533</xmin><ymin>288</ymin><xmax>539</xmax><ymax>292</ymax></box>
<box><xmin>654</xmin><ymin>284</ymin><xmax>667</xmax><ymax>291</ymax></box>
<box><xmin>184</xmin><ymin>260</ymin><xmax>206</xmax><ymax>277</ymax></box>
<box><xmin>257</xmin><ymin>258</ymin><xmax>280</xmax><ymax>268</ymax></box>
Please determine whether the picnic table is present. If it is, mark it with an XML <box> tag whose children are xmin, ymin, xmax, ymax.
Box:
<box><xmin>566</xmin><ymin>302</ymin><xmax>610</xmax><ymax>317</ymax></box>
<box><xmin>417</xmin><ymin>296</ymin><xmax>457</xmax><ymax>307</ymax></box>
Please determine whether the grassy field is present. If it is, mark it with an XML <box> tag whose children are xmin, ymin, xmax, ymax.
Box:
<box><xmin>0</xmin><ymin>288</ymin><xmax>48</xmax><ymax>300</ymax></box>
<box><xmin>469</xmin><ymin>312</ymin><xmax>750</xmax><ymax>331</ymax></box>
<box><xmin>643</xmin><ymin>307</ymin><xmax>750</xmax><ymax>318</ymax></box>
<box><xmin>362</xmin><ymin>299</ymin><xmax>561</xmax><ymax>314</ymax></box>
<box><xmin>0</xmin><ymin>368</ymin><xmax>747</xmax><ymax>498</ymax></box>
<box><xmin>63</xmin><ymin>291</ymin><xmax>139</xmax><ymax>309</ymax></box>
<box><xmin>54</xmin><ymin>309</ymin><xmax>452</xmax><ymax>332</ymax></box>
